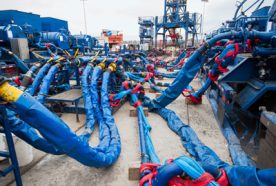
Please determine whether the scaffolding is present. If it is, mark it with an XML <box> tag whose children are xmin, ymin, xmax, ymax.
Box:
<box><xmin>138</xmin><ymin>17</ymin><xmax>154</xmax><ymax>46</ymax></box>
<box><xmin>155</xmin><ymin>0</ymin><xmax>202</xmax><ymax>48</ymax></box>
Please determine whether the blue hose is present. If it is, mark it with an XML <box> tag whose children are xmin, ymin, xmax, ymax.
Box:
<box><xmin>0</xmin><ymin>47</ymin><xmax>29</xmax><ymax>73</ymax></box>
<box><xmin>158</xmin><ymin>71</ymin><xmax>179</xmax><ymax>79</ymax></box>
<box><xmin>28</xmin><ymin>63</ymin><xmax>52</xmax><ymax>96</ymax></box>
<box><xmin>79</xmin><ymin>65</ymin><xmax>96</xmax><ymax>142</ymax></box>
<box><xmin>171</xmin><ymin>52</ymin><xmax>187</xmax><ymax>66</ymax></box>
<box><xmin>192</xmin><ymin>78</ymin><xmax>212</xmax><ymax>98</ymax></box>
<box><xmin>125</xmin><ymin>72</ymin><xmax>145</xmax><ymax>82</ymax></box>
<box><xmin>37</xmin><ymin>65</ymin><xmax>59</xmax><ymax>103</ymax></box>
<box><xmin>92</xmin><ymin>67</ymin><xmax>110</xmax><ymax>149</ymax></box>
<box><xmin>6</xmin><ymin>62</ymin><xmax>65</xmax><ymax>155</ymax></box>
<box><xmin>3</xmin><ymin>109</ymin><xmax>64</xmax><ymax>155</ymax></box>
<box><xmin>19</xmin><ymin>65</ymin><xmax>41</xmax><ymax>91</ymax></box>
<box><xmin>3</xmin><ymin>79</ymin><xmax>121</xmax><ymax>167</ymax></box>
<box><xmin>174</xmin><ymin>156</ymin><xmax>219</xmax><ymax>186</ymax></box>
<box><xmin>156</xmin><ymin>107</ymin><xmax>228</xmax><ymax>168</ymax></box>
<box><xmin>153</xmin><ymin>107</ymin><xmax>275</xmax><ymax>185</ymax></box>
<box><xmin>131</xmin><ymin>94</ymin><xmax>160</xmax><ymax>164</ymax></box>
<box><xmin>101</xmin><ymin>70</ymin><xmax>121</xmax><ymax>160</ymax></box>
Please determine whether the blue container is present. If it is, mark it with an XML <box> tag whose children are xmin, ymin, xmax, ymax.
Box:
<box><xmin>0</xmin><ymin>10</ymin><xmax>41</xmax><ymax>31</ymax></box>
<box><xmin>41</xmin><ymin>17</ymin><xmax>68</xmax><ymax>32</ymax></box>
<box><xmin>40</xmin><ymin>32</ymin><xmax>70</xmax><ymax>49</ymax></box>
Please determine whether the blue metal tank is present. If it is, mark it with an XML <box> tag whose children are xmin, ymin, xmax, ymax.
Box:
<box><xmin>40</xmin><ymin>32</ymin><xmax>70</xmax><ymax>50</ymax></box>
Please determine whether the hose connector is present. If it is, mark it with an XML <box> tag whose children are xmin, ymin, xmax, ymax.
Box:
<box><xmin>56</xmin><ymin>57</ymin><xmax>65</xmax><ymax>63</ymax></box>
<box><xmin>97</xmin><ymin>58</ymin><xmax>107</xmax><ymax>70</ymax></box>
<box><xmin>108</xmin><ymin>62</ymin><xmax>117</xmax><ymax>72</ymax></box>
<box><xmin>47</xmin><ymin>57</ymin><xmax>54</xmax><ymax>63</ymax></box>
<box><xmin>89</xmin><ymin>51</ymin><xmax>101</xmax><ymax>66</ymax></box>
<box><xmin>0</xmin><ymin>81</ymin><xmax>23</xmax><ymax>103</ymax></box>
<box><xmin>98</xmin><ymin>62</ymin><xmax>106</xmax><ymax>70</ymax></box>
<box><xmin>55</xmin><ymin>57</ymin><xmax>65</xmax><ymax>68</ymax></box>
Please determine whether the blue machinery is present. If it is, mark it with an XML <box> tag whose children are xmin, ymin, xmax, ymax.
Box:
<box><xmin>155</xmin><ymin>0</ymin><xmax>202</xmax><ymax>48</ymax></box>
<box><xmin>206</xmin><ymin>0</ymin><xmax>270</xmax><ymax>39</ymax></box>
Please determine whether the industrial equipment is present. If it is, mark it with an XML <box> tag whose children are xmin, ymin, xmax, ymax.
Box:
<box><xmin>0</xmin><ymin>1</ymin><xmax>276</xmax><ymax>185</ymax></box>
<box><xmin>138</xmin><ymin>17</ymin><xmax>154</xmax><ymax>48</ymax></box>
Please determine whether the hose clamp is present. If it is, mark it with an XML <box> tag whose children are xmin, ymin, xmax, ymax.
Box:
<box><xmin>108</xmin><ymin>63</ymin><xmax>117</xmax><ymax>72</ymax></box>
<box><xmin>98</xmin><ymin>62</ymin><xmax>106</xmax><ymax>70</ymax></box>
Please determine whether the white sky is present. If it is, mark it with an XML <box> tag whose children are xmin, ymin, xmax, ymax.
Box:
<box><xmin>0</xmin><ymin>0</ymin><xmax>274</xmax><ymax>40</ymax></box>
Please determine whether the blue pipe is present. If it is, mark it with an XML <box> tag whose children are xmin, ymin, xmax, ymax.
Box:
<box><xmin>153</xmin><ymin>162</ymin><xmax>183</xmax><ymax>186</ymax></box>
<box><xmin>36</xmin><ymin>39</ymin><xmax>60</xmax><ymax>57</ymax></box>
<box><xmin>125</xmin><ymin>72</ymin><xmax>145</xmax><ymax>82</ymax></box>
<box><xmin>173</xmin><ymin>157</ymin><xmax>219</xmax><ymax>186</ymax></box>
<box><xmin>171</xmin><ymin>52</ymin><xmax>187</xmax><ymax>66</ymax></box>
<box><xmin>137</xmin><ymin>106</ymin><xmax>150</xmax><ymax>163</ymax></box>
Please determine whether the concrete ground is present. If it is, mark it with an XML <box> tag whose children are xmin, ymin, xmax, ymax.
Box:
<box><xmin>1</xmin><ymin>70</ymin><xmax>232</xmax><ymax>186</ymax></box>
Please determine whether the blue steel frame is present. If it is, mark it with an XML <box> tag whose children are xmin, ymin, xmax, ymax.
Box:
<box><xmin>155</xmin><ymin>0</ymin><xmax>201</xmax><ymax>48</ymax></box>
<box><xmin>0</xmin><ymin>106</ymin><xmax>22</xmax><ymax>186</ymax></box>
<box><xmin>138</xmin><ymin>17</ymin><xmax>154</xmax><ymax>46</ymax></box>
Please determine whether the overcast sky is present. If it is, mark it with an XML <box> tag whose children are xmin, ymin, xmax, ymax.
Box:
<box><xmin>0</xmin><ymin>0</ymin><xmax>274</xmax><ymax>40</ymax></box>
